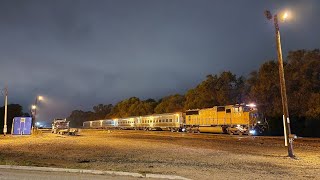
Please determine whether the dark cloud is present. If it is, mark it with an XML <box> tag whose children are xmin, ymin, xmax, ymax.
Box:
<box><xmin>0</xmin><ymin>0</ymin><xmax>319</xmax><ymax>121</ymax></box>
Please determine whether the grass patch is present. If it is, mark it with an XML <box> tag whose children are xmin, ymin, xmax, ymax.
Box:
<box><xmin>32</xmin><ymin>129</ymin><xmax>43</xmax><ymax>136</ymax></box>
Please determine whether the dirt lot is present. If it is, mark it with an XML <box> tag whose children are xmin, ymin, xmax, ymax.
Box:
<box><xmin>0</xmin><ymin>130</ymin><xmax>319</xmax><ymax>179</ymax></box>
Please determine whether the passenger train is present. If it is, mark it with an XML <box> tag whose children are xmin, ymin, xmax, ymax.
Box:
<box><xmin>83</xmin><ymin>104</ymin><xmax>266</xmax><ymax>135</ymax></box>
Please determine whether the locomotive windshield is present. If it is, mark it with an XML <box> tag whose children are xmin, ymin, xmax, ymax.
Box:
<box><xmin>243</xmin><ymin>106</ymin><xmax>257</xmax><ymax>112</ymax></box>
<box><xmin>186</xmin><ymin>110</ymin><xmax>199</xmax><ymax>115</ymax></box>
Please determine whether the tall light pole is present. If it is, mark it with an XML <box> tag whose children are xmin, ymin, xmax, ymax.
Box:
<box><xmin>2</xmin><ymin>87</ymin><xmax>8</xmax><ymax>136</ymax></box>
<box><xmin>32</xmin><ymin>95</ymin><xmax>43</xmax><ymax>129</ymax></box>
<box><xmin>265</xmin><ymin>10</ymin><xmax>295</xmax><ymax>158</ymax></box>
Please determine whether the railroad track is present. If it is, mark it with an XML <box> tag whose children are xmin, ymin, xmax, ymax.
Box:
<box><xmin>81</xmin><ymin>129</ymin><xmax>320</xmax><ymax>147</ymax></box>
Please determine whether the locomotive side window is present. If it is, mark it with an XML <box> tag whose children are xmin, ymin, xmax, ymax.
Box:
<box><xmin>217</xmin><ymin>107</ymin><xmax>225</xmax><ymax>112</ymax></box>
<box><xmin>186</xmin><ymin>110</ymin><xmax>199</xmax><ymax>115</ymax></box>
<box><xmin>226</xmin><ymin>109</ymin><xmax>231</xmax><ymax>113</ymax></box>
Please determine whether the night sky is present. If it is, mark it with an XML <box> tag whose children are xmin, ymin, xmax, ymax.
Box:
<box><xmin>0</xmin><ymin>0</ymin><xmax>319</xmax><ymax>121</ymax></box>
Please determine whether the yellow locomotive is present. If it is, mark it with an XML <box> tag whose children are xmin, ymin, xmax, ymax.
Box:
<box><xmin>185</xmin><ymin>104</ymin><xmax>261</xmax><ymax>135</ymax></box>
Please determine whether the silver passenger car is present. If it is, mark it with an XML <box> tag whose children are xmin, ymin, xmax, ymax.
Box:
<box><xmin>83</xmin><ymin>119</ymin><xmax>117</xmax><ymax>129</ymax></box>
<box><xmin>83</xmin><ymin>112</ymin><xmax>184</xmax><ymax>131</ymax></box>
<box><xmin>136</xmin><ymin>112</ymin><xmax>183</xmax><ymax>131</ymax></box>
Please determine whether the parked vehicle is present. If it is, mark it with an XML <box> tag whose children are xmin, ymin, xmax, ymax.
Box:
<box><xmin>52</xmin><ymin>118</ymin><xmax>79</xmax><ymax>135</ymax></box>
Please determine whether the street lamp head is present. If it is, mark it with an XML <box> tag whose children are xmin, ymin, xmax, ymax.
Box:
<box><xmin>280</xmin><ymin>11</ymin><xmax>291</xmax><ymax>21</ymax></box>
<box><xmin>38</xmin><ymin>96</ymin><xmax>44</xmax><ymax>101</ymax></box>
<box><xmin>283</xmin><ymin>12</ymin><xmax>288</xmax><ymax>20</ymax></box>
<box><xmin>264</xmin><ymin>10</ymin><xmax>273</xmax><ymax>20</ymax></box>
<box><xmin>32</xmin><ymin>105</ymin><xmax>37</xmax><ymax>110</ymax></box>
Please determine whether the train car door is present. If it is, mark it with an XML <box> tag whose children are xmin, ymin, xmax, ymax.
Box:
<box><xmin>217</xmin><ymin>106</ymin><xmax>225</xmax><ymax>125</ymax></box>
<box><xmin>225</xmin><ymin>108</ymin><xmax>232</xmax><ymax>125</ymax></box>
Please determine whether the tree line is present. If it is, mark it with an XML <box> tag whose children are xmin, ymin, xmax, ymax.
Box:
<box><xmin>0</xmin><ymin>104</ymin><xmax>29</xmax><ymax>134</ymax></box>
<box><xmin>67</xmin><ymin>49</ymin><xmax>320</xmax><ymax>137</ymax></box>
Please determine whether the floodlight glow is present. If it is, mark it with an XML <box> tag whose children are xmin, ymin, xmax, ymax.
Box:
<box><xmin>32</xmin><ymin>105</ymin><xmax>37</xmax><ymax>110</ymax></box>
<box><xmin>283</xmin><ymin>12</ymin><xmax>288</xmax><ymax>20</ymax></box>
<box><xmin>246</xmin><ymin>103</ymin><xmax>256</xmax><ymax>108</ymax></box>
<box><xmin>249</xmin><ymin>130</ymin><xmax>256</xmax><ymax>135</ymax></box>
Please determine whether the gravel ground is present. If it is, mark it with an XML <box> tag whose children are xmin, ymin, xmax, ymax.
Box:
<box><xmin>0</xmin><ymin>130</ymin><xmax>319</xmax><ymax>180</ymax></box>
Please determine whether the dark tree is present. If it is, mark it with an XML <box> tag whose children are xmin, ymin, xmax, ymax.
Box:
<box><xmin>155</xmin><ymin>94</ymin><xmax>185</xmax><ymax>113</ymax></box>
<box><xmin>0</xmin><ymin>104</ymin><xmax>24</xmax><ymax>134</ymax></box>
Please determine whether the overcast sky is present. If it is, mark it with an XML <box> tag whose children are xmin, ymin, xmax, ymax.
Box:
<box><xmin>0</xmin><ymin>0</ymin><xmax>319</xmax><ymax>121</ymax></box>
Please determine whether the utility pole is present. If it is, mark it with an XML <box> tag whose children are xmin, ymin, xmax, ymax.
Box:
<box><xmin>265</xmin><ymin>10</ymin><xmax>295</xmax><ymax>158</ymax></box>
<box><xmin>31</xmin><ymin>96</ymin><xmax>43</xmax><ymax>130</ymax></box>
<box><xmin>33</xmin><ymin>97</ymin><xmax>38</xmax><ymax>128</ymax></box>
<box><xmin>3</xmin><ymin>87</ymin><xmax>8</xmax><ymax>136</ymax></box>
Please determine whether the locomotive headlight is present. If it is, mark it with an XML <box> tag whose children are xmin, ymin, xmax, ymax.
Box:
<box><xmin>182</xmin><ymin>128</ymin><xmax>186</xmax><ymax>132</ymax></box>
<box><xmin>249</xmin><ymin>130</ymin><xmax>256</xmax><ymax>135</ymax></box>
<box><xmin>246</xmin><ymin>103</ymin><xmax>256</xmax><ymax>108</ymax></box>
<box><xmin>257</xmin><ymin>121</ymin><xmax>261</xmax><ymax>124</ymax></box>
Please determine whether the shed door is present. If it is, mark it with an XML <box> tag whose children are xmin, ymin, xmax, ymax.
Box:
<box><xmin>20</xmin><ymin>118</ymin><xmax>26</xmax><ymax>135</ymax></box>
<box><xmin>13</xmin><ymin>118</ymin><xmax>21</xmax><ymax>135</ymax></box>
<box><xmin>23</xmin><ymin>118</ymin><xmax>32</xmax><ymax>135</ymax></box>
